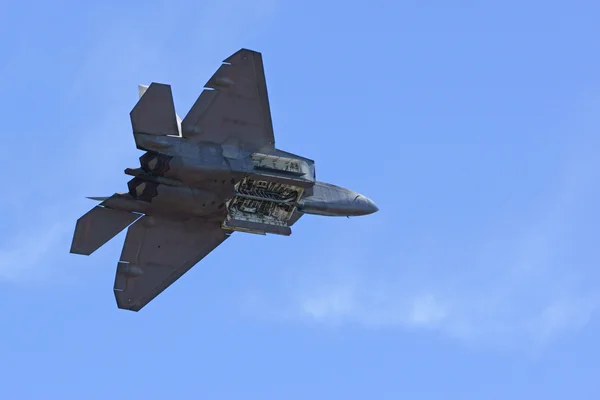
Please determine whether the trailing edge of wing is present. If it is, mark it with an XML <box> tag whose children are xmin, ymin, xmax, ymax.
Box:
<box><xmin>70</xmin><ymin>206</ymin><xmax>141</xmax><ymax>256</ymax></box>
<box><xmin>130</xmin><ymin>82</ymin><xmax>179</xmax><ymax>136</ymax></box>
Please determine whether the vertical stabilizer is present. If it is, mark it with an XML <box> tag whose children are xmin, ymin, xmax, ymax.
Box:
<box><xmin>130</xmin><ymin>83</ymin><xmax>179</xmax><ymax>136</ymax></box>
<box><xmin>138</xmin><ymin>84</ymin><xmax>182</xmax><ymax>135</ymax></box>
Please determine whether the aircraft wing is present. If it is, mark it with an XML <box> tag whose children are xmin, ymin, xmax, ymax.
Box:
<box><xmin>113</xmin><ymin>216</ymin><xmax>229</xmax><ymax>311</ymax></box>
<box><xmin>181</xmin><ymin>48</ymin><xmax>275</xmax><ymax>151</ymax></box>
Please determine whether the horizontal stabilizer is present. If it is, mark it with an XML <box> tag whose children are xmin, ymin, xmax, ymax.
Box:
<box><xmin>70</xmin><ymin>206</ymin><xmax>141</xmax><ymax>255</ymax></box>
<box><xmin>130</xmin><ymin>82</ymin><xmax>179</xmax><ymax>136</ymax></box>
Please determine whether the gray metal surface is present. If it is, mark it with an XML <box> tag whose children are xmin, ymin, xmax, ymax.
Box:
<box><xmin>181</xmin><ymin>49</ymin><xmax>275</xmax><ymax>152</ymax></box>
<box><xmin>114</xmin><ymin>216</ymin><xmax>228</xmax><ymax>311</ymax></box>
<box><xmin>70</xmin><ymin>206</ymin><xmax>141</xmax><ymax>256</ymax></box>
<box><xmin>70</xmin><ymin>48</ymin><xmax>378</xmax><ymax>312</ymax></box>
<box><xmin>130</xmin><ymin>83</ymin><xmax>179</xmax><ymax>137</ymax></box>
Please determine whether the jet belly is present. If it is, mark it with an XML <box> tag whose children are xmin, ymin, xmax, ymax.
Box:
<box><xmin>298</xmin><ymin>182</ymin><xmax>378</xmax><ymax>217</ymax></box>
<box><xmin>126</xmin><ymin>178</ymin><xmax>226</xmax><ymax>217</ymax></box>
<box><xmin>139</xmin><ymin>150</ymin><xmax>251</xmax><ymax>188</ymax></box>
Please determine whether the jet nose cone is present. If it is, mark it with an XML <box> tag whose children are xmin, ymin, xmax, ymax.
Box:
<box><xmin>365</xmin><ymin>197</ymin><xmax>379</xmax><ymax>214</ymax></box>
<box><xmin>369</xmin><ymin>199</ymin><xmax>379</xmax><ymax>214</ymax></box>
<box><xmin>354</xmin><ymin>195</ymin><xmax>379</xmax><ymax>215</ymax></box>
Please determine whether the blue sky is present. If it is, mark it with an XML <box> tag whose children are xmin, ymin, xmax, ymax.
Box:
<box><xmin>1</xmin><ymin>0</ymin><xmax>600</xmax><ymax>398</ymax></box>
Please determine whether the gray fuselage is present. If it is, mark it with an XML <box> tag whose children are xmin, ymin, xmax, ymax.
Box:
<box><xmin>108</xmin><ymin>135</ymin><xmax>378</xmax><ymax>230</ymax></box>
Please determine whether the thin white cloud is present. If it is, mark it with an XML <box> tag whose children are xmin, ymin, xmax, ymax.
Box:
<box><xmin>0</xmin><ymin>220</ymin><xmax>69</xmax><ymax>282</ymax></box>
<box><xmin>409</xmin><ymin>294</ymin><xmax>448</xmax><ymax>327</ymax></box>
<box><xmin>526</xmin><ymin>294</ymin><xmax>599</xmax><ymax>348</ymax></box>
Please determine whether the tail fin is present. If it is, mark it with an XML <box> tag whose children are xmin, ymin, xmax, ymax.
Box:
<box><xmin>70</xmin><ymin>206</ymin><xmax>141</xmax><ymax>256</ymax></box>
<box><xmin>130</xmin><ymin>83</ymin><xmax>180</xmax><ymax>137</ymax></box>
<box><xmin>136</xmin><ymin>84</ymin><xmax>182</xmax><ymax>136</ymax></box>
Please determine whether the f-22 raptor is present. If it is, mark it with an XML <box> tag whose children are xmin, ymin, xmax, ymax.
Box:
<box><xmin>70</xmin><ymin>48</ymin><xmax>378</xmax><ymax>311</ymax></box>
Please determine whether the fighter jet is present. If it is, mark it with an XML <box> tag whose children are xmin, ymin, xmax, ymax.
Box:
<box><xmin>70</xmin><ymin>48</ymin><xmax>378</xmax><ymax>311</ymax></box>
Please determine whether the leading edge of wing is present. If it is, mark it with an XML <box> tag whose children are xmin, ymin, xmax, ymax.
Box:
<box><xmin>113</xmin><ymin>216</ymin><xmax>229</xmax><ymax>311</ymax></box>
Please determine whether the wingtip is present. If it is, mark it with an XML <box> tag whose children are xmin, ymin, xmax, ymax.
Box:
<box><xmin>224</xmin><ymin>48</ymin><xmax>261</xmax><ymax>63</ymax></box>
<box><xmin>86</xmin><ymin>196</ymin><xmax>109</xmax><ymax>201</ymax></box>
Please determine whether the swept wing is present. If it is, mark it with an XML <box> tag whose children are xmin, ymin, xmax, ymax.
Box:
<box><xmin>181</xmin><ymin>48</ymin><xmax>275</xmax><ymax>151</ymax></box>
<box><xmin>113</xmin><ymin>216</ymin><xmax>229</xmax><ymax>311</ymax></box>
